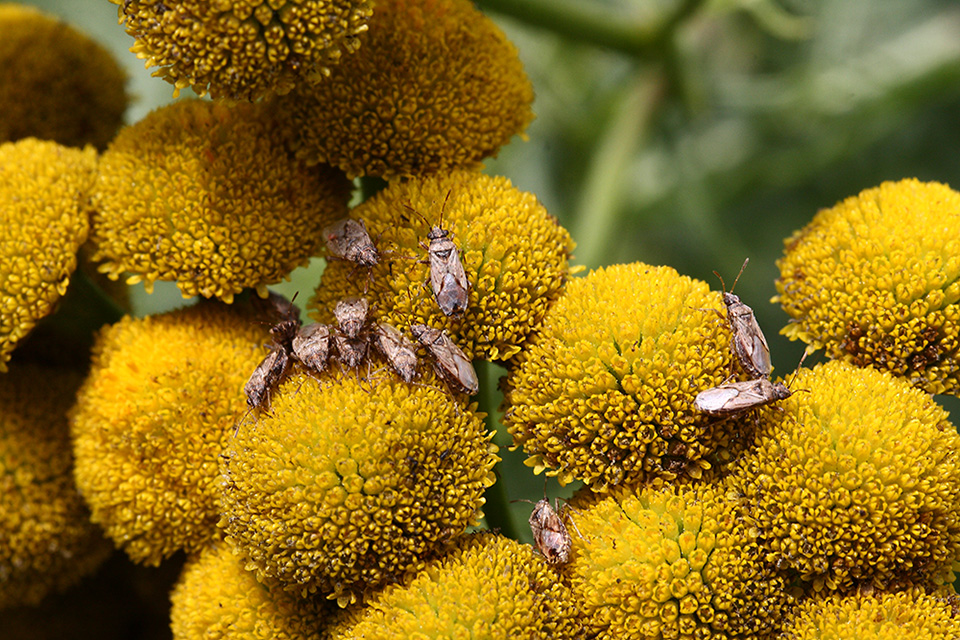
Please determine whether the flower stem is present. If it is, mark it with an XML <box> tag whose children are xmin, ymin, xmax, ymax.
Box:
<box><xmin>475</xmin><ymin>359</ymin><xmax>520</xmax><ymax>540</ymax></box>
<box><xmin>571</xmin><ymin>71</ymin><xmax>666</xmax><ymax>269</ymax></box>
<box><xmin>476</xmin><ymin>0</ymin><xmax>704</xmax><ymax>57</ymax></box>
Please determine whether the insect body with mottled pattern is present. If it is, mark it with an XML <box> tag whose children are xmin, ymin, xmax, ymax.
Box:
<box><xmin>716</xmin><ymin>258</ymin><xmax>772</xmax><ymax>379</ymax></box>
<box><xmin>528</xmin><ymin>498</ymin><xmax>573</xmax><ymax>565</ymax></box>
<box><xmin>410</xmin><ymin>323</ymin><xmax>478</xmax><ymax>395</ymax></box>
<box><xmin>694</xmin><ymin>378</ymin><xmax>792</xmax><ymax>416</ymax></box>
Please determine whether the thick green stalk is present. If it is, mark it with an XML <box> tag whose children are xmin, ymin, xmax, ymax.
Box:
<box><xmin>475</xmin><ymin>359</ymin><xmax>520</xmax><ymax>540</ymax></box>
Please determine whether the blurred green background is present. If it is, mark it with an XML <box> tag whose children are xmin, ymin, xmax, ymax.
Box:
<box><xmin>19</xmin><ymin>0</ymin><xmax>960</xmax><ymax>533</ymax></box>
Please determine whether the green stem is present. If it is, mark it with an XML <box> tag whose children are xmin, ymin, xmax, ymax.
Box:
<box><xmin>571</xmin><ymin>71</ymin><xmax>667</xmax><ymax>269</ymax></box>
<box><xmin>476</xmin><ymin>359</ymin><xmax>520</xmax><ymax>540</ymax></box>
<box><xmin>477</xmin><ymin>0</ymin><xmax>703</xmax><ymax>57</ymax></box>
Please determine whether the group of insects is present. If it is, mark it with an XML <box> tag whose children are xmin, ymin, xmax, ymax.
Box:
<box><xmin>694</xmin><ymin>259</ymin><xmax>796</xmax><ymax>416</ymax></box>
<box><xmin>243</xmin><ymin>197</ymin><xmax>479</xmax><ymax>413</ymax></box>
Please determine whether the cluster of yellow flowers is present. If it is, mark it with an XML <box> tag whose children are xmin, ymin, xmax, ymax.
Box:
<box><xmin>3</xmin><ymin>1</ymin><xmax>960</xmax><ymax>638</ymax></box>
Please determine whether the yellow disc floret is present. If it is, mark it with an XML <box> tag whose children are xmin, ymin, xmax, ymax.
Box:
<box><xmin>0</xmin><ymin>139</ymin><xmax>97</xmax><ymax>372</ymax></box>
<box><xmin>114</xmin><ymin>0</ymin><xmax>373</xmax><ymax>101</ymax></box>
<box><xmin>270</xmin><ymin>0</ymin><xmax>535</xmax><ymax>178</ymax></box>
<box><xmin>781</xmin><ymin>587</ymin><xmax>960</xmax><ymax>639</ymax></box>
<box><xmin>219</xmin><ymin>367</ymin><xmax>498</xmax><ymax>606</ymax></box>
<box><xmin>325</xmin><ymin>532</ymin><xmax>584</xmax><ymax>639</ymax></box>
<box><xmin>70</xmin><ymin>301</ymin><xmax>272</xmax><ymax>565</ymax></box>
<box><xmin>503</xmin><ymin>263</ymin><xmax>744</xmax><ymax>491</ymax></box>
<box><xmin>89</xmin><ymin>99</ymin><xmax>352</xmax><ymax>302</ymax></box>
<box><xmin>775</xmin><ymin>178</ymin><xmax>960</xmax><ymax>395</ymax></box>
<box><xmin>0</xmin><ymin>4</ymin><xmax>127</xmax><ymax>148</ymax></box>
<box><xmin>730</xmin><ymin>360</ymin><xmax>960</xmax><ymax>593</ymax></box>
<box><xmin>0</xmin><ymin>363</ymin><xmax>112</xmax><ymax>608</ymax></box>
<box><xmin>568</xmin><ymin>482</ymin><xmax>791</xmax><ymax>639</ymax></box>
<box><xmin>310</xmin><ymin>170</ymin><xmax>575</xmax><ymax>361</ymax></box>
<box><xmin>171</xmin><ymin>540</ymin><xmax>329</xmax><ymax>639</ymax></box>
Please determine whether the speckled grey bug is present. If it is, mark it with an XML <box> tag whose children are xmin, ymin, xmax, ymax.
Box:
<box><xmin>407</xmin><ymin>192</ymin><xmax>469</xmax><ymax>318</ymax></box>
<box><xmin>716</xmin><ymin>258</ymin><xmax>771</xmax><ymax>379</ymax></box>
<box><xmin>410</xmin><ymin>323</ymin><xmax>478</xmax><ymax>395</ymax></box>
<box><xmin>292</xmin><ymin>323</ymin><xmax>333</xmax><ymax>374</ymax></box>
<box><xmin>333</xmin><ymin>297</ymin><xmax>371</xmax><ymax>368</ymax></box>
<box><xmin>322</xmin><ymin>218</ymin><xmax>379</xmax><ymax>268</ymax></box>
<box><xmin>372</xmin><ymin>322</ymin><xmax>419</xmax><ymax>383</ymax></box>
<box><xmin>694</xmin><ymin>377</ymin><xmax>792</xmax><ymax>416</ymax></box>
<box><xmin>529</xmin><ymin>498</ymin><xmax>572</xmax><ymax>565</ymax></box>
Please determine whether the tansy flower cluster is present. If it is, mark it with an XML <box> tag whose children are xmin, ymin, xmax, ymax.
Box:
<box><xmin>4</xmin><ymin>1</ymin><xmax>960</xmax><ymax>638</ymax></box>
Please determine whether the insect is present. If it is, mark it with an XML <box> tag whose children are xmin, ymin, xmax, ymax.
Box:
<box><xmin>292</xmin><ymin>323</ymin><xmax>333</xmax><ymax>374</ymax></box>
<box><xmin>322</xmin><ymin>218</ymin><xmax>379</xmax><ymax>267</ymax></box>
<box><xmin>407</xmin><ymin>192</ymin><xmax>469</xmax><ymax>318</ymax></box>
<box><xmin>333</xmin><ymin>296</ymin><xmax>371</xmax><ymax>368</ymax></box>
<box><xmin>528</xmin><ymin>497</ymin><xmax>573</xmax><ymax>565</ymax></box>
<box><xmin>410</xmin><ymin>324</ymin><xmax>478</xmax><ymax>395</ymax></box>
<box><xmin>244</xmin><ymin>292</ymin><xmax>302</xmax><ymax>410</ymax></box>
<box><xmin>372</xmin><ymin>322</ymin><xmax>419</xmax><ymax>383</ymax></box>
<box><xmin>715</xmin><ymin>258</ymin><xmax>772</xmax><ymax>379</ymax></box>
<box><xmin>694</xmin><ymin>377</ymin><xmax>792</xmax><ymax>416</ymax></box>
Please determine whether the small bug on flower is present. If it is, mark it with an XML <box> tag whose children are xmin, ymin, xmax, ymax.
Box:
<box><xmin>715</xmin><ymin>258</ymin><xmax>772</xmax><ymax>379</ymax></box>
<box><xmin>694</xmin><ymin>377</ymin><xmax>792</xmax><ymax>416</ymax></box>
<box><xmin>410</xmin><ymin>323</ymin><xmax>478</xmax><ymax>395</ymax></box>
<box><xmin>406</xmin><ymin>191</ymin><xmax>470</xmax><ymax>318</ymax></box>
<box><xmin>528</xmin><ymin>497</ymin><xmax>573</xmax><ymax>565</ymax></box>
<box><xmin>333</xmin><ymin>297</ymin><xmax>371</xmax><ymax>368</ymax></box>
<box><xmin>292</xmin><ymin>323</ymin><xmax>333</xmax><ymax>374</ymax></box>
<box><xmin>322</xmin><ymin>218</ymin><xmax>379</xmax><ymax>268</ymax></box>
<box><xmin>243</xmin><ymin>292</ymin><xmax>301</xmax><ymax>410</ymax></box>
<box><xmin>372</xmin><ymin>322</ymin><xmax>419</xmax><ymax>383</ymax></box>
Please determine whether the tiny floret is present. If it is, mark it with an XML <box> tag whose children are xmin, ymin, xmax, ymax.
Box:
<box><xmin>70</xmin><ymin>301</ymin><xmax>273</xmax><ymax>565</ymax></box>
<box><xmin>0</xmin><ymin>363</ymin><xmax>112</xmax><ymax>608</ymax></box>
<box><xmin>780</xmin><ymin>587</ymin><xmax>960</xmax><ymax>639</ymax></box>
<box><xmin>114</xmin><ymin>0</ymin><xmax>373</xmax><ymax>100</ymax></box>
<box><xmin>568</xmin><ymin>482</ymin><xmax>791</xmax><ymax>639</ymax></box>
<box><xmin>219</xmin><ymin>367</ymin><xmax>498</xmax><ymax>605</ymax></box>
<box><xmin>0</xmin><ymin>138</ymin><xmax>97</xmax><ymax>372</ymax></box>
<box><xmin>170</xmin><ymin>541</ymin><xmax>329</xmax><ymax>639</ymax></box>
<box><xmin>310</xmin><ymin>170</ymin><xmax>575</xmax><ymax>363</ymax></box>
<box><xmin>270</xmin><ymin>0</ymin><xmax>535</xmax><ymax>178</ymax></box>
<box><xmin>775</xmin><ymin>178</ymin><xmax>960</xmax><ymax>395</ymax></box>
<box><xmin>730</xmin><ymin>360</ymin><xmax>960</xmax><ymax>592</ymax></box>
<box><xmin>325</xmin><ymin>533</ymin><xmax>584</xmax><ymax>639</ymax></box>
<box><xmin>0</xmin><ymin>4</ymin><xmax>127</xmax><ymax>147</ymax></box>
<box><xmin>503</xmin><ymin>262</ymin><xmax>747</xmax><ymax>490</ymax></box>
<box><xmin>89</xmin><ymin>100</ymin><xmax>352</xmax><ymax>302</ymax></box>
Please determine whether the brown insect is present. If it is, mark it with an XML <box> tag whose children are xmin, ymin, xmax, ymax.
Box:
<box><xmin>410</xmin><ymin>324</ymin><xmax>478</xmax><ymax>395</ymax></box>
<box><xmin>292</xmin><ymin>323</ymin><xmax>333</xmax><ymax>374</ymax></box>
<box><xmin>529</xmin><ymin>498</ymin><xmax>572</xmax><ymax>565</ymax></box>
<box><xmin>694</xmin><ymin>377</ymin><xmax>792</xmax><ymax>415</ymax></box>
<box><xmin>715</xmin><ymin>258</ymin><xmax>772</xmax><ymax>379</ymax></box>
<box><xmin>407</xmin><ymin>192</ymin><xmax>469</xmax><ymax>318</ymax></box>
<box><xmin>244</xmin><ymin>292</ymin><xmax>302</xmax><ymax>409</ymax></box>
<box><xmin>322</xmin><ymin>218</ymin><xmax>379</xmax><ymax>267</ymax></box>
<box><xmin>372</xmin><ymin>322</ymin><xmax>419</xmax><ymax>383</ymax></box>
<box><xmin>333</xmin><ymin>297</ymin><xmax>371</xmax><ymax>368</ymax></box>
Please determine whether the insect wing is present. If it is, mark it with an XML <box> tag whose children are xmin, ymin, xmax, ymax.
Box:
<box><xmin>695</xmin><ymin>378</ymin><xmax>790</xmax><ymax>415</ymax></box>
<box><xmin>334</xmin><ymin>297</ymin><xmax>369</xmax><ymax>339</ymax></box>
<box><xmin>723</xmin><ymin>293</ymin><xmax>772</xmax><ymax>378</ymax></box>
<box><xmin>412</xmin><ymin>325</ymin><xmax>478</xmax><ymax>394</ymax></box>
<box><xmin>292</xmin><ymin>323</ymin><xmax>332</xmax><ymax>373</ymax></box>
<box><xmin>324</xmin><ymin>218</ymin><xmax>379</xmax><ymax>267</ymax></box>
<box><xmin>529</xmin><ymin>499</ymin><xmax>571</xmax><ymax>565</ymax></box>
<box><xmin>373</xmin><ymin>323</ymin><xmax>418</xmax><ymax>383</ymax></box>
<box><xmin>244</xmin><ymin>348</ymin><xmax>289</xmax><ymax>409</ymax></box>
<box><xmin>427</xmin><ymin>233</ymin><xmax>469</xmax><ymax>317</ymax></box>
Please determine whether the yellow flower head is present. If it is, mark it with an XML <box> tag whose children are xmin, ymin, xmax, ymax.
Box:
<box><xmin>171</xmin><ymin>540</ymin><xmax>329</xmax><ymax>639</ymax></box>
<box><xmin>270</xmin><ymin>0</ymin><xmax>535</xmax><ymax>179</ymax></box>
<box><xmin>0</xmin><ymin>4</ymin><xmax>127</xmax><ymax>148</ymax></box>
<box><xmin>310</xmin><ymin>170</ymin><xmax>575</xmax><ymax>361</ymax></box>
<box><xmin>775</xmin><ymin>178</ymin><xmax>960</xmax><ymax>395</ymax></box>
<box><xmin>70</xmin><ymin>301</ymin><xmax>272</xmax><ymax>565</ymax></box>
<box><xmin>114</xmin><ymin>0</ymin><xmax>372</xmax><ymax>100</ymax></box>
<box><xmin>219</xmin><ymin>367</ymin><xmax>498</xmax><ymax>606</ymax></box>
<box><xmin>503</xmin><ymin>263</ymin><xmax>747</xmax><ymax>491</ymax></box>
<box><xmin>781</xmin><ymin>587</ymin><xmax>960</xmax><ymax>639</ymax></box>
<box><xmin>0</xmin><ymin>363</ymin><xmax>112</xmax><ymax>608</ymax></box>
<box><xmin>89</xmin><ymin>99</ymin><xmax>352</xmax><ymax>302</ymax></box>
<box><xmin>567</xmin><ymin>481</ymin><xmax>791</xmax><ymax>639</ymax></box>
<box><xmin>0</xmin><ymin>139</ymin><xmax>97</xmax><ymax>372</ymax></box>
<box><xmin>730</xmin><ymin>360</ymin><xmax>960</xmax><ymax>592</ymax></box>
<box><xmin>325</xmin><ymin>532</ymin><xmax>584</xmax><ymax>639</ymax></box>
